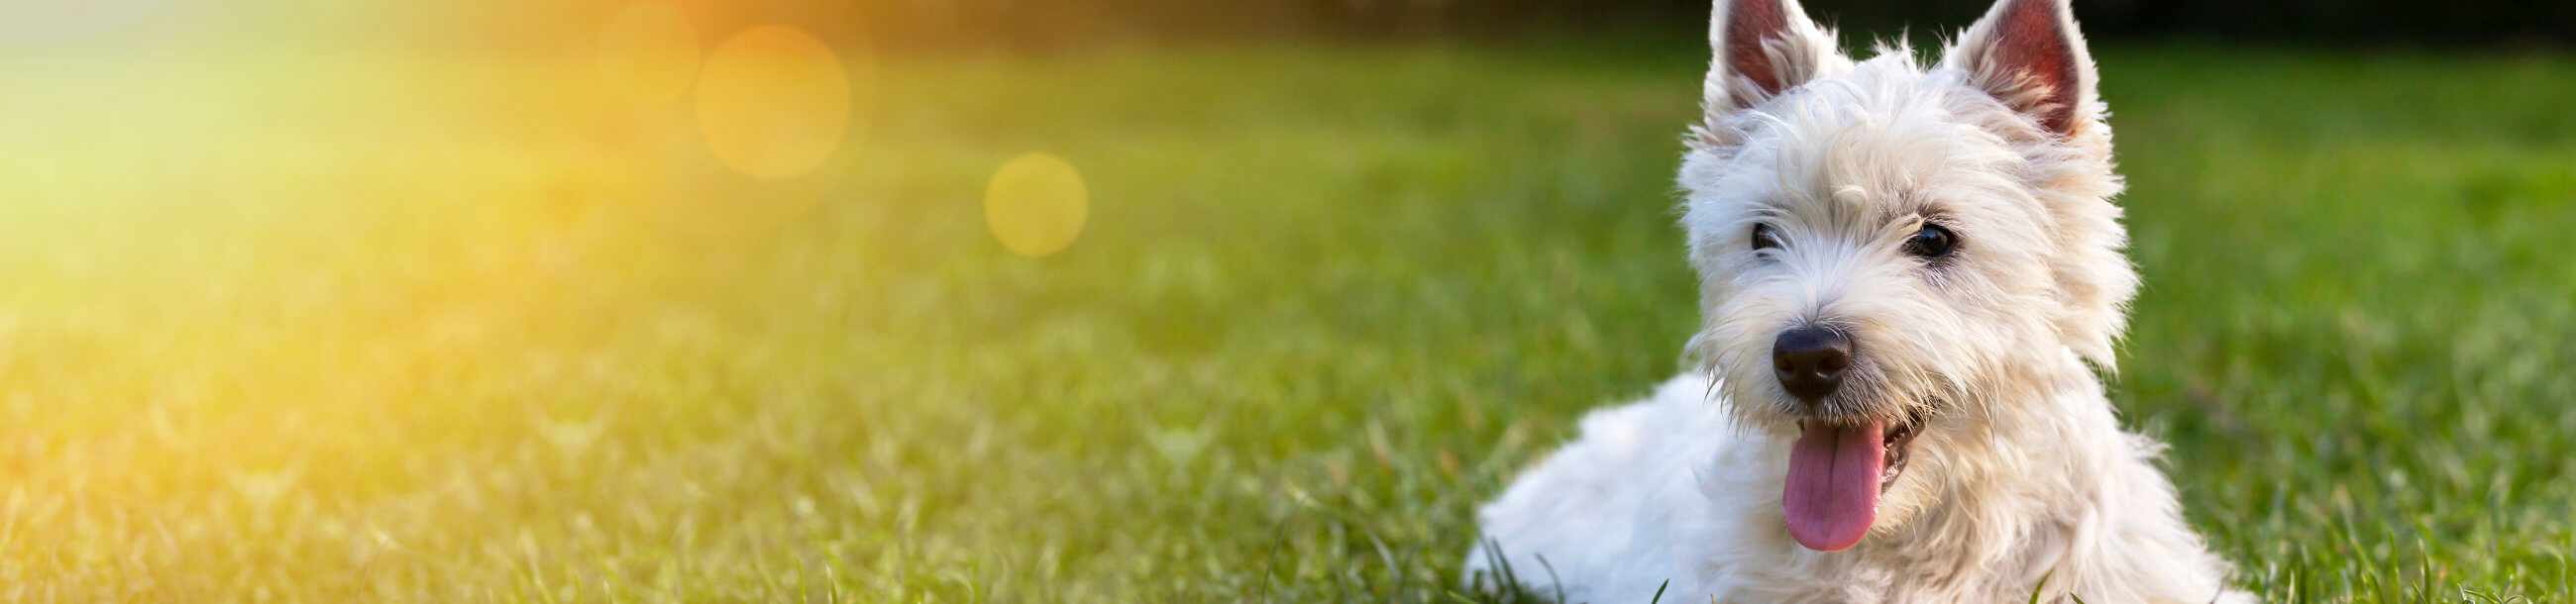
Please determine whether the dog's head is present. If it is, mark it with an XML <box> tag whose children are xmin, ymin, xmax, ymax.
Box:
<box><xmin>1677</xmin><ymin>0</ymin><xmax>2134</xmax><ymax>552</ymax></box>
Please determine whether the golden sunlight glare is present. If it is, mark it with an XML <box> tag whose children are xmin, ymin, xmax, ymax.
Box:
<box><xmin>596</xmin><ymin>3</ymin><xmax>700</xmax><ymax>103</ymax></box>
<box><xmin>0</xmin><ymin>0</ymin><xmax>167</xmax><ymax>42</ymax></box>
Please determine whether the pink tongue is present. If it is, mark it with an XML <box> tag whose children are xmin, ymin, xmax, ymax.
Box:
<box><xmin>1782</xmin><ymin>420</ymin><xmax>1885</xmax><ymax>552</ymax></box>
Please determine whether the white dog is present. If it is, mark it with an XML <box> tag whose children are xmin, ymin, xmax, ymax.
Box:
<box><xmin>1464</xmin><ymin>0</ymin><xmax>2252</xmax><ymax>601</ymax></box>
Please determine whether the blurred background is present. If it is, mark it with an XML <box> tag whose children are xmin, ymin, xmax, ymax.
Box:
<box><xmin>1</xmin><ymin>0</ymin><xmax>2571</xmax><ymax>601</ymax></box>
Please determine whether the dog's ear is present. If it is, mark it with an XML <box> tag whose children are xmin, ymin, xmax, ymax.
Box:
<box><xmin>1952</xmin><ymin>0</ymin><xmax>2131</xmax><ymax>368</ymax></box>
<box><xmin>1945</xmin><ymin>0</ymin><xmax>2098</xmax><ymax>138</ymax></box>
<box><xmin>1697</xmin><ymin>0</ymin><xmax>1838</xmax><ymax>147</ymax></box>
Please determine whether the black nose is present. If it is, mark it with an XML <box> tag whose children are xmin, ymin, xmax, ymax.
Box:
<box><xmin>1772</xmin><ymin>326</ymin><xmax>1852</xmax><ymax>403</ymax></box>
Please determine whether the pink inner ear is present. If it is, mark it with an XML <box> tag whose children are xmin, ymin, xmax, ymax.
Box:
<box><xmin>1987</xmin><ymin>0</ymin><xmax>2083</xmax><ymax>134</ymax></box>
<box><xmin>1724</xmin><ymin>0</ymin><xmax>1794</xmax><ymax>96</ymax></box>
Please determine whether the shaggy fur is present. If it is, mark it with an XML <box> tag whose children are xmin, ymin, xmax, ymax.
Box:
<box><xmin>1463</xmin><ymin>0</ymin><xmax>2252</xmax><ymax>601</ymax></box>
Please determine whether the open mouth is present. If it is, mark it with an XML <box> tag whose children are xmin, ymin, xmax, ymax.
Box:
<box><xmin>1780</xmin><ymin>410</ymin><xmax>1927</xmax><ymax>553</ymax></box>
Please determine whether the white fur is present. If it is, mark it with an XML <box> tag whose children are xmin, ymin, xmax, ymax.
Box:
<box><xmin>1465</xmin><ymin>0</ymin><xmax>2252</xmax><ymax>601</ymax></box>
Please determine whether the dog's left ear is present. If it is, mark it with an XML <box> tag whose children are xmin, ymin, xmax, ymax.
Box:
<box><xmin>1945</xmin><ymin>0</ymin><xmax>2098</xmax><ymax>138</ymax></box>
<box><xmin>1695</xmin><ymin>0</ymin><xmax>1842</xmax><ymax>150</ymax></box>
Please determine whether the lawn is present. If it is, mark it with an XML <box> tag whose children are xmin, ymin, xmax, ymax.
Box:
<box><xmin>1</xmin><ymin>37</ymin><xmax>2572</xmax><ymax>601</ymax></box>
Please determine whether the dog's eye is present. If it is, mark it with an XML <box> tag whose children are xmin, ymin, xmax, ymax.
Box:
<box><xmin>1751</xmin><ymin>224</ymin><xmax>1783</xmax><ymax>252</ymax></box>
<box><xmin>1902</xmin><ymin>225</ymin><xmax>1957</xmax><ymax>258</ymax></box>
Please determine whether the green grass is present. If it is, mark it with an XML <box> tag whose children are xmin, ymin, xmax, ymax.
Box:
<box><xmin>1</xmin><ymin>40</ymin><xmax>2572</xmax><ymax>601</ymax></box>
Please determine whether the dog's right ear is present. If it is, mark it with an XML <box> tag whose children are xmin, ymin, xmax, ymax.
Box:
<box><xmin>1945</xmin><ymin>0</ymin><xmax>2099</xmax><ymax>139</ymax></box>
<box><xmin>1697</xmin><ymin>0</ymin><xmax>1839</xmax><ymax>149</ymax></box>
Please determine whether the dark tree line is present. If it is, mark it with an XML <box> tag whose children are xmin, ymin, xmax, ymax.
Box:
<box><xmin>857</xmin><ymin>0</ymin><xmax>2576</xmax><ymax>50</ymax></box>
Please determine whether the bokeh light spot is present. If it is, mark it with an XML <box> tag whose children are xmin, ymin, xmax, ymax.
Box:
<box><xmin>596</xmin><ymin>3</ymin><xmax>701</xmax><ymax>103</ymax></box>
<box><xmin>985</xmin><ymin>153</ymin><xmax>1091</xmax><ymax>257</ymax></box>
<box><xmin>695</xmin><ymin>26</ymin><xmax>851</xmax><ymax>180</ymax></box>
